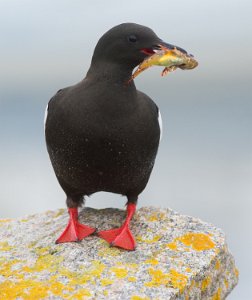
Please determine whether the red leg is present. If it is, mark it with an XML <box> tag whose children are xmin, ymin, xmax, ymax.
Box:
<box><xmin>98</xmin><ymin>203</ymin><xmax>136</xmax><ymax>251</ymax></box>
<box><xmin>56</xmin><ymin>208</ymin><xmax>96</xmax><ymax>243</ymax></box>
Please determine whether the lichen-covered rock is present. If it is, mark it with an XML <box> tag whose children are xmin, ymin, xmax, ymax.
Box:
<box><xmin>0</xmin><ymin>207</ymin><xmax>238</xmax><ymax>299</ymax></box>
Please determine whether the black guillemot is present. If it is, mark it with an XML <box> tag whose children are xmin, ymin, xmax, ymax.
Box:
<box><xmin>45</xmin><ymin>23</ymin><xmax>189</xmax><ymax>250</ymax></box>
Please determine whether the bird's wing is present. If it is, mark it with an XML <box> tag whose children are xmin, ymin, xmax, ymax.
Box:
<box><xmin>44</xmin><ymin>88</ymin><xmax>66</xmax><ymax>132</ymax></box>
<box><xmin>137</xmin><ymin>90</ymin><xmax>161</xmax><ymax>143</ymax></box>
<box><xmin>158</xmin><ymin>109</ymin><xmax>163</xmax><ymax>142</ymax></box>
<box><xmin>44</xmin><ymin>103</ymin><xmax>49</xmax><ymax>132</ymax></box>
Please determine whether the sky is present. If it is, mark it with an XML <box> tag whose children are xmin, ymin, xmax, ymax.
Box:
<box><xmin>0</xmin><ymin>1</ymin><xmax>252</xmax><ymax>299</ymax></box>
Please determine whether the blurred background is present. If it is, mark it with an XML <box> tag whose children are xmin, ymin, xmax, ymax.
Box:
<box><xmin>0</xmin><ymin>0</ymin><xmax>251</xmax><ymax>298</ymax></box>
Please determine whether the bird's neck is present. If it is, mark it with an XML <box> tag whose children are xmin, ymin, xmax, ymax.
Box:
<box><xmin>86</xmin><ymin>60</ymin><xmax>136</xmax><ymax>90</ymax></box>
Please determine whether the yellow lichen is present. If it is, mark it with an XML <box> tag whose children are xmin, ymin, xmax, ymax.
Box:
<box><xmin>166</xmin><ymin>242</ymin><xmax>178</xmax><ymax>251</ymax></box>
<box><xmin>212</xmin><ymin>287</ymin><xmax>222</xmax><ymax>300</ymax></box>
<box><xmin>201</xmin><ymin>276</ymin><xmax>211</xmax><ymax>291</ymax></box>
<box><xmin>0</xmin><ymin>219</ymin><xmax>12</xmax><ymax>224</ymax></box>
<box><xmin>136</xmin><ymin>235</ymin><xmax>162</xmax><ymax>244</ymax></box>
<box><xmin>23</xmin><ymin>284</ymin><xmax>48</xmax><ymax>300</ymax></box>
<box><xmin>59</xmin><ymin>268</ymin><xmax>78</xmax><ymax>278</ymax></box>
<box><xmin>50</xmin><ymin>276</ymin><xmax>73</xmax><ymax>295</ymax></box>
<box><xmin>144</xmin><ymin>258</ymin><xmax>159</xmax><ymax>265</ymax></box>
<box><xmin>234</xmin><ymin>267</ymin><xmax>239</xmax><ymax>278</ymax></box>
<box><xmin>147</xmin><ymin>212</ymin><xmax>166</xmax><ymax>222</ymax></box>
<box><xmin>190</xmin><ymin>280</ymin><xmax>195</xmax><ymax>288</ymax></box>
<box><xmin>185</xmin><ymin>279</ymin><xmax>195</xmax><ymax>299</ymax></box>
<box><xmin>0</xmin><ymin>280</ymin><xmax>48</xmax><ymax>300</ymax></box>
<box><xmin>166</xmin><ymin>232</ymin><xmax>216</xmax><ymax>253</ymax></box>
<box><xmin>54</xmin><ymin>209</ymin><xmax>65</xmax><ymax>218</ymax></box>
<box><xmin>215</xmin><ymin>260</ymin><xmax>220</xmax><ymax>270</ymax></box>
<box><xmin>110</xmin><ymin>267</ymin><xmax>128</xmax><ymax>278</ymax></box>
<box><xmin>33</xmin><ymin>253</ymin><xmax>63</xmax><ymax>272</ymax></box>
<box><xmin>125</xmin><ymin>262</ymin><xmax>138</xmax><ymax>269</ymax></box>
<box><xmin>224</xmin><ymin>278</ymin><xmax>229</xmax><ymax>289</ymax></box>
<box><xmin>103</xmin><ymin>290</ymin><xmax>108</xmax><ymax>296</ymax></box>
<box><xmin>100</xmin><ymin>278</ymin><xmax>114</xmax><ymax>286</ymax></box>
<box><xmin>131</xmin><ymin>296</ymin><xmax>150</xmax><ymax>300</ymax></box>
<box><xmin>89</xmin><ymin>261</ymin><xmax>106</xmax><ymax>278</ymax></box>
<box><xmin>128</xmin><ymin>276</ymin><xmax>137</xmax><ymax>282</ymax></box>
<box><xmin>28</xmin><ymin>243</ymin><xmax>35</xmax><ymax>249</ymax></box>
<box><xmin>0</xmin><ymin>259</ymin><xmax>22</xmax><ymax>277</ymax></box>
<box><xmin>177</xmin><ymin>233</ymin><xmax>215</xmax><ymax>251</ymax></box>
<box><xmin>69</xmin><ymin>274</ymin><xmax>92</xmax><ymax>286</ymax></box>
<box><xmin>169</xmin><ymin>269</ymin><xmax>188</xmax><ymax>292</ymax></box>
<box><xmin>144</xmin><ymin>268</ymin><xmax>188</xmax><ymax>292</ymax></box>
<box><xmin>0</xmin><ymin>241</ymin><xmax>13</xmax><ymax>251</ymax></box>
<box><xmin>68</xmin><ymin>289</ymin><xmax>91</xmax><ymax>299</ymax></box>
<box><xmin>35</xmin><ymin>246</ymin><xmax>51</xmax><ymax>255</ymax></box>
<box><xmin>0</xmin><ymin>249</ymin><xmax>106</xmax><ymax>299</ymax></box>
<box><xmin>144</xmin><ymin>268</ymin><xmax>167</xmax><ymax>287</ymax></box>
<box><xmin>98</xmin><ymin>243</ymin><xmax>121</xmax><ymax>257</ymax></box>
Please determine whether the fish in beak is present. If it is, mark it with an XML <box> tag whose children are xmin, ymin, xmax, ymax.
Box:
<box><xmin>130</xmin><ymin>42</ymin><xmax>198</xmax><ymax>81</ymax></box>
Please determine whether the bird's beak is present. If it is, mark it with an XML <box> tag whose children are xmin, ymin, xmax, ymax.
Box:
<box><xmin>141</xmin><ymin>40</ymin><xmax>195</xmax><ymax>59</ymax></box>
<box><xmin>159</xmin><ymin>41</ymin><xmax>190</xmax><ymax>56</ymax></box>
<box><xmin>132</xmin><ymin>40</ymin><xmax>198</xmax><ymax>82</ymax></box>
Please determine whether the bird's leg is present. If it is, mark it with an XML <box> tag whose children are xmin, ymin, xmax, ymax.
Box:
<box><xmin>98</xmin><ymin>202</ymin><xmax>137</xmax><ymax>251</ymax></box>
<box><xmin>56</xmin><ymin>198</ymin><xmax>96</xmax><ymax>243</ymax></box>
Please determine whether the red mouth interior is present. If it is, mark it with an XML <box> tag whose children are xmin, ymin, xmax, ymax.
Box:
<box><xmin>140</xmin><ymin>48</ymin><xmax>156</xmax><ymax>56</ymax></box>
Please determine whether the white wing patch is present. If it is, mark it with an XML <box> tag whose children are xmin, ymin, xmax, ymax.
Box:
<box><xmin>158</xmin><ymin>109</ymin><xmax>163</xmax><ymax>142</ymax></box>
<box><xmin>44</xmin><ymin>103</ymin><xmax>48</xmax><ymax>132</ymax></box>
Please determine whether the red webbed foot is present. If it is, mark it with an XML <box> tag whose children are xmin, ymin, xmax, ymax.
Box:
<box><xmin>99</xmin><ymin>226</ymin><xmax>136</xmax><ymax>250</ymax></box>
<box><xmin>98</xmin><ymin>203</ymin><xmax>136</xmax><ymax>251</ymax></box>
<box><xmin>56</xmin><ymin>208</ymin><xmax>96</xmax><ymax>244</ymax></box>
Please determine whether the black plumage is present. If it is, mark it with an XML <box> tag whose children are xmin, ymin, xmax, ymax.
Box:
<box><xmin>45</xmin><ymin>23</ymin><xmax>162</xmax><ymax>207</ymax></box>
<box><xmin>44</xmin><ymin>23</ymin><xmax>180</xmax><ymax>248</ymax></box>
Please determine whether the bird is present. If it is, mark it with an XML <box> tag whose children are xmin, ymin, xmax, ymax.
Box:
<box><xmin>45</xmin><ymin>23</ymin><xmax>188</xmax><ymax>250</ymax></box>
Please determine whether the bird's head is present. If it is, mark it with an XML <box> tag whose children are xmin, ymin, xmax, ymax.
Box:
<box><xmin>90</xmin><ymin>23</ymin><xmax>191</xmax><ymax>71</ymax></box>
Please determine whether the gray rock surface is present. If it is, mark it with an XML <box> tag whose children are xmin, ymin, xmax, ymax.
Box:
<box><xmin>0</xmin><ymin>207</ymin><xmax>238</xmax><ymax>299</ymax></box>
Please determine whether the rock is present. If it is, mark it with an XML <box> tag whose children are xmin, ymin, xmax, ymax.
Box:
<box><xmin>0</xmin><ymin>207</ymin><xmax>238</xmax><ymax>299</ymax></box>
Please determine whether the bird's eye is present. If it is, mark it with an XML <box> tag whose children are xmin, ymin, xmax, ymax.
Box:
<box><xmin>128</xmin><ymin>35</ymin><xmax>138</xmax><ymax>43</ymax></box>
